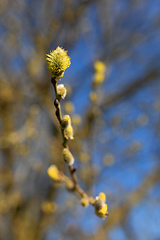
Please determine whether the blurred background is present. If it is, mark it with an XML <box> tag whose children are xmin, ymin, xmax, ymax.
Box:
<box><xmin>0</xmin><ymin>0</ymin><xmax>160</xmax><ymax>239</ymax></box>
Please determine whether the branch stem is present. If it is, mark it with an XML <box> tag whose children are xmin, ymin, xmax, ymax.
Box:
<box><xmin>51</xmin><ymin>77</ymin><xmax>95</xmax><ymax>206</ymax></box>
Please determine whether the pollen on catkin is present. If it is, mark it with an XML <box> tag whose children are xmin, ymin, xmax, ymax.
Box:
<box><xmin>99</xmin><ymin>192</ymin><xmax>106</xmax><ymax>202</ymax></box>
<box><xmin>46</xmin><ymin>46</ymin><xmax>71</xmax><ymax>79</ymax></box>
<box><xmin>62</xmin><ymin>148</ymin><xmax>74</xmax><ymax>166</ymax></box>
<box><xmin>96</xmin><ymin>203</ymin><xmax>108</xmax><ymax>219</ymax></box>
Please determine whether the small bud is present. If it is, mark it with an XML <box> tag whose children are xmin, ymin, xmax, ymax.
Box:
<box><xmin>64</xmin><ymin>125</ymin><xmax>74</xmax><ymax>140</ymax></box>
<box><xmin>54</xmin><ymin>99</ymin><xmax>59</xmax><ymax>108</ymax></box>
<box><xmin>46</xmin><ymin>46</ymin><xmax>71</xmax><ymax>79</ymax></box>
<box><xmin>71</xmin><ymin>167</ymin><xmax>77</xmax><ymax>173</ymax></box>
<box><xmin>57</xmin><ymin>84</ymin><xmax>67</xmax><ymax>99</ymax></box>
<box><xmin>61</xmin><ymin>115</ymin><xmax>71</xmax><ymax>129</ymax></box>
<box><xmin>81</xmin><ymin>197</ymin><xmax>89</xmax><ymax>207</ymax></box>
<box><xmin>63</xmin><ymin>148</ymin><xmax>74</xmax><ymax>166</ymax></box>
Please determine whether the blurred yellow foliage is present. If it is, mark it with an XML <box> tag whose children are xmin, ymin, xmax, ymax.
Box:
<box><xmin>92</xmin><ymin>60</ymin><xmax>106</xmax><ymax>87</ymax></box>
<box><xmin>89</xmin><ymin>91</ymin><xmax>98</xmax><ymax>102</ymax></box>
<box><xmin>103</xmin><ymin>153</ymin><xmax>114</xmax><ymax>166</ymax></box>
<box><xmin>94</xmin><ymin>61</ymin><xmax>106</xmax><ymax>73</ymax></box>
<box><xmin>79</xmin><ymin>152</ymin><xmax>90</xmax><ymax>163</ymax></box>
<box><xmin>72</xmin><ymin>114</ymin><xmax>81</xmax><ymax>126</ymax></box>
<box><xmin>64</xmin><ymin>101</ymin><xmax>74</xmax><ymax>114</ymax></box>
<box><xmin>41</xmin><ymin>201</ymin><xmax>57</xmax><ymax>213</ymax></box>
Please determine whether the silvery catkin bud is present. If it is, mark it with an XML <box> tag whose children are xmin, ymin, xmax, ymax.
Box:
<box><xmin>61</xmin><ymin>115</ymin><xmax>71</xmax><ymax>129</ymax></box>
<box><xmin>64</xmin><ymin>125</ymin><xmax>74</xmax><ymax>140</ymax></box>
<box><xmin>63</xmin><ymin>148</ymin><xmax>74</xmax><ymax>166</ymax></box>
<box><xmin>94</xmin><ymin>196</ymin><xmax>105</xmax><ymax>211</ymax></box>
<box><xmin>94</xmin><ymin>192</ymin><xmax>108</xmax><ymax>219</ymax></box>
<box><xmin>57</xmin><ymin>84</ymin><xmax>67</xmax><ymax>99</ymax></box>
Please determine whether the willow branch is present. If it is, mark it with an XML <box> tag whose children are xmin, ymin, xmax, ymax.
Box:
<box><xmin>51</xmin><ymin>77</ymin><xmax>95</xmax><ymax>205</ymax></box>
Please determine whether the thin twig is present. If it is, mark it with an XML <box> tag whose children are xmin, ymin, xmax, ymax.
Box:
<box><xmin>51</xmin><ymin>77</ymin><xmax>95</xmax><ymax>206</ymax></box>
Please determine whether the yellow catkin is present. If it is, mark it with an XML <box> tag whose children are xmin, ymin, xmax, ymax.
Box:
<box><xmin>46</xmin><ymin>46</ymin><xmax>71</xmax><ymax>79</ymax></box>
<box><xmin>47</xmin><ymin>165</ymin><xmax>59</xmax><ymax>181</ymax></box>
